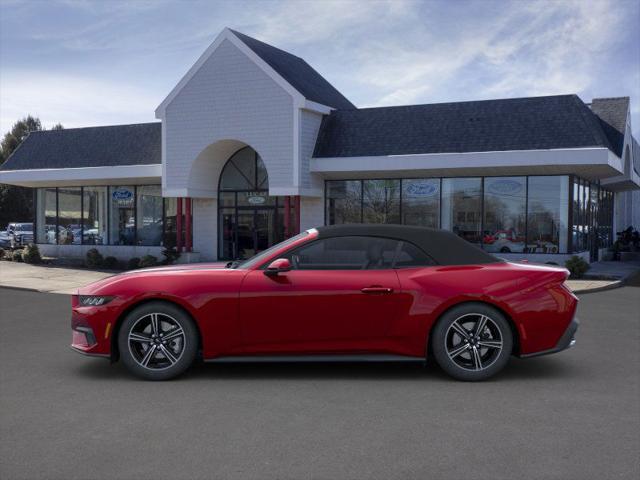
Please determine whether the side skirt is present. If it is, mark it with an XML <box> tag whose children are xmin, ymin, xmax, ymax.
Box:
<box><xmin>205</xmin><ymin>354</ymin><xmax>426</xmax><ymax>363</ymax></box>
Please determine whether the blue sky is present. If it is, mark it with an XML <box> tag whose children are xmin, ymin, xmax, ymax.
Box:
<box><xmin>1</xmin><ymin>0</ymin><xmax>639</xmax><ymax>137</ymax></box>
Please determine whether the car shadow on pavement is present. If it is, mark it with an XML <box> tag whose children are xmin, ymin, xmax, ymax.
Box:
<box><xmin>71</xmin><ymin>355</ymin><xmax>579</xmax><ymax>383</ymax></box>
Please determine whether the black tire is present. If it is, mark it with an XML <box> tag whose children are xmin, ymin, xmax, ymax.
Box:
<box><xmin>431</xmin><ymin>302</ymin><xmax>513</xmax><ymax>381</ymax></box>
<box><xmin>500</xmin><ymin>247</ymin><xmax>511</xmax><ymax>253</ymax></box>
<box><xmin>118</xmin><ymin>301</ymin><xmax>198</xmax><ymax>380</ymax></box>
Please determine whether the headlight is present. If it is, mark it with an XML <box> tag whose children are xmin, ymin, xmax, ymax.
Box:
<box><xmin>78</xmin><ymin>295</ymin><xmax>115</xmax><ymax>306</ymax></box>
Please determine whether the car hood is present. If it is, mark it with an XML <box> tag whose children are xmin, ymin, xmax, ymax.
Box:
<box><xmin>122</xmin><ymin>262</ymin><xmax>229</xmax><ymax>274</ymax></box>
<box><xmin>77</xmin><ymin>262</ymin><xmax>233</xmax><ymax>294</ymax></box>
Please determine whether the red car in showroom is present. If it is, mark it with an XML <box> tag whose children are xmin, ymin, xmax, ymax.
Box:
<box><xmin>71</xmin><ymin>224</ymin><xmax>578</xmax><ymax>381</ymax></box>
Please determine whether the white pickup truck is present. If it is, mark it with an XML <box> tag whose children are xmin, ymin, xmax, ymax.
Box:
<box><xmin>3</xmin><ymin>223</ymin><xmax>34</xmax><ymax>249</ymax></box>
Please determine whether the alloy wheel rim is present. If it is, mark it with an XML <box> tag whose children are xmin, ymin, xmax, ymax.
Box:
<box><xmin>128</xmin><ymin>313</ymin><xmax>186</xmax><ymax>370</ymax></box>
<box><xmin>445</xmin><ymin>313</ymin><xmax>503</xmax><ymax>371</ymax></box>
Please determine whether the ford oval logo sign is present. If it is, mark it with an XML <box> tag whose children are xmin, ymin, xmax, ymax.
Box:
<box><xmin>405</xmin><ymin>182</ymin><xmax>439</xmax><ymax>197</ymax></box>
<box><xmin>112</xmin><ymin>189</ymin><xmax>133</xmax><ymax>200</ymax></box>
<box><xmin>488</xmin><ymin>180</ymin><xmax>523</xmax><ymax>195</ymax></box>
<box><xmin>247</xmin><ymin>195</ymin><xmax>266</xmax><ymax>205</ymax></box>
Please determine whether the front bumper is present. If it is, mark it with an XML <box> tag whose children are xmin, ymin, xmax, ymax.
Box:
<box><xmin>70</xmin><ymin>296</ymin><xmax>118</xmax><ymax>358</ymax></box>
<box><xmin>70</xmin><ymin>325</ymin><xmax>109</xmax><ymax>357</ymax></box>
<box><xmin>520</xmin><ymin>317</ymin><xmax>579</xmax><ymax>358</ymax></box>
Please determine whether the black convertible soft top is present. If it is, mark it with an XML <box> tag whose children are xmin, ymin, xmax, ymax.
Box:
<box><xmin>316</xmin><ymin>224</ymin><xmax>502</xmax><ymax>266</ymax></box>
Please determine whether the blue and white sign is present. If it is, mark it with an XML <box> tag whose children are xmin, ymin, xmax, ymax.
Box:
<box><xmin>405</xmin><ymin>181</ymin><xmax>439</xmax><ymax>198</ymax></box>
<box><xmin>488</xmin><ymin>179</ymin><xmax>523</xmax><ymax>195</ymax></box>
<box><xmin>112</xmin><ymin>188</ymin><xmax>133</xmax><ymax>200</ymax></box>
<box><xmin>247</xmin><ymin>195</ymin><xmax>266</xmax><ymax>205</ymax></box>
<box><xmin>112</xmin><ymin>188</ymin><xmax>134</xmax><ymax>207</ymax></box>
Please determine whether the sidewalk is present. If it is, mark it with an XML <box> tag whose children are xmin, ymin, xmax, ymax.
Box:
<box><xmin>1</xmin><ymin>260</ymin><xmax>638</xmax><ymax>295</ymax></box>
<box><xmin>0</xmin><ymin>262</ymin><xmax>114</xmax><ymax>295</ymax></box>
<box><xmin>565</xmin><ymin>260</ymin><xmax>640</xmax><ymax>294</ymax></box>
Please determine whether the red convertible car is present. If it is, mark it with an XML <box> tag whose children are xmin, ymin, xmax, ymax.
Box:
<box><xmin>71</xmin><ymin>224</ymin><xmax>578</xmax><ymax>381</ymax></box>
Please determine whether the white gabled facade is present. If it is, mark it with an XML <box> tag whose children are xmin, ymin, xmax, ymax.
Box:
<box><xmin>155</xmin><ymin>28</ymin><xmax>329</xmax><ymax>199</ymax></box>
<box><xmin>153</xmin><ymin>29</ymin><xmax>331</xmax><ymax>259</ymax></box>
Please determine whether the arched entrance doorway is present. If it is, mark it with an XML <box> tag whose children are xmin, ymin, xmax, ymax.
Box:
<box><xmin>218</xmin><ymin>146</ymin><xmax>285</xmax><ymax>260</ymax></box>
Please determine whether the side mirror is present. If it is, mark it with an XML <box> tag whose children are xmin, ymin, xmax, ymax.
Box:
<box><xmin>264</xmin><ymin>258</ymin><xmax>292</xmax><ymax>276</ymax></box>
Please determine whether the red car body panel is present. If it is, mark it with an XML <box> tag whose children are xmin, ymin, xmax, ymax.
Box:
<box><xmin>71</xmin><ymin>230</ymin><xmax>577</xmax><ymax>360</ymax></box>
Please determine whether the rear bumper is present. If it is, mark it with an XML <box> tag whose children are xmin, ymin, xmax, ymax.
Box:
<box><xmin>519</xmin><ymin>317</ymin><xmax>579</xmax><ymax>358</ymax></box>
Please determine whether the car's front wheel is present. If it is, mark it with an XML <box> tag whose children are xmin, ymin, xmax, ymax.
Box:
<box><xmin>118</xmin><ymin>301</ymin><xmax>198</xmax><ymax>380</ymax></box>
<box><xmin>431</xmin><ymin>303</ymin><xmax>513</xmax><ymax>381</ymax></box>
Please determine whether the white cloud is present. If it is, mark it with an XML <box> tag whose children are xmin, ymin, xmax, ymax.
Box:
<box><xmin>343</xmin><ymin>0</ymin><xmax>624</xmax><ymax>106</ymax></box>
<box><xmin>0</xmin><ymin>72</ymin><xmax>159</xmax><ymax>132</ymax></box>
<box><xmin>0</xmin><ymin>0</ymin><xmax>637</xmax><ymax>137</ymax></box>
<box><xmin>246</xmin><ymin>0</ymin><xmax>413</xmax><ymax>46</ymax></box>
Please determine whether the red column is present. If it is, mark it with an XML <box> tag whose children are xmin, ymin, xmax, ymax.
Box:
<box><xmin>284</xmin><ymin>196</ymin><xmax>290</xmax><ymax>238</ymax></box>
<box><xmin>176</xmin><ymin>197</ymin><xmax>183</xmax><ymax>253</ymax></box>
<box><xmin>185</xmin><ymin>198</ymin><xmax>192</xmax><ymax>252</ymax></box>
<box><xmin>294</xmin><ymin>195</ymin><xmax>301</xmax><ymax>234</ymax></box>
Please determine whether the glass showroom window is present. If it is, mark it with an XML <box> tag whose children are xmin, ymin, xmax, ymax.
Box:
<box><xmin>326</xmin><ymin>180</ymin><xmax>362</xmax><ymax>224</ymax></box>
<box><xmin>363</xmin><ymin>179</ymin><xmax>400</xmax><ymax>224</ymax></box>
<box><xmin>597</xmin><ymin>190</ymin><xmax>613</xmax><ymax>248</ymax></box>
<box><xmin>164</xmin><ymin>197</ymin><xmax>177</xmax><ymax>248</ymax></box>
<box><xmin>526</xmin><ymin>176</ymin><xmax>569</xmax><ymax>254</ymax></box>
<box><xmin>137</xmin><ymin>185</ymin><xmax>163</xmax><ymax>246</ymax></box>
<box><xmin>483</xmin><ymin>177</ymin><xmax>526</xmax><ymax>254</ymax></box>
<box><xmin>441</xmin><ymin>178</ymin><xmax>482</xmax><ymax>245</ymax></box>
<box><xmin>589</xmin><ymin>183</ymin><xmax>599</xmax><ymax>253</ymax></box>
<box><xmin>109</xmin><ymin>186</ymin><xmax>136</xmax><ymax>245</ymax></box>
<box><xmin>36</xmin><ymin>188</ymin><xmax>57</xmax><ymax>244</ymax></box>
<box><xmin>82</xmin><ymin>187</ymin><xmax>107</xmax><ymax>245</ymax></box>
<box><xmin>401</xmin><ymin>179</ymin><xmax>440</xmax><ymax>228</ymax></box>
<box><xmin>57</xmin><ymin>187</ymin><xmax>82</xmax><ymax>245</ymax></box>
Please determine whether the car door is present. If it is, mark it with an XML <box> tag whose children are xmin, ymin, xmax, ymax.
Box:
<box><xmin>237</xmin><ymin>236</ymin><xmax>403</xmax><ymax>354</ymax></box>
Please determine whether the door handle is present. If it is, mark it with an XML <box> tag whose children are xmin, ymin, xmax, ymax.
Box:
<box><xmin>361</xmin><ymin>286</ymin><xmax>394</xmax><ymax>294</ymax></box>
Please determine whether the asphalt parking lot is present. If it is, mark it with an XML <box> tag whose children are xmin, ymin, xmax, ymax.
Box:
<box><xmin>0</xmin><ymin>286</ymin><xmax>638</xmax><ymax>480</ymax></box>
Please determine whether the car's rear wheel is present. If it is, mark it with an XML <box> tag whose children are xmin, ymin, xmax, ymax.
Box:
<box><xmin>118</xmin><ymin>302</ymin><xmax>198</xmax><ymax>380</ymax></box>
<box><xmin>431</xmin><ymin>303</ymin><xmax>513</xmax><ymax>381</ymax></box>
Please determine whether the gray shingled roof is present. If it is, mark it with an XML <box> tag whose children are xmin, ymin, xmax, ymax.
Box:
<box><xmin>1</xmin><ymin>122</ymin><xmax>161</xmax><ymax>171</ymax></box>
<box><xmin>230</xmin><ymin>29</ymin><xmax>355</xmax><ymax>110</ymax></box>
<box><xmin>589</xmin><ymin>97</ymin><xmax>629</xmax><ymax>157</ymax></box>
<box><xmin>313</xmin><ymin>95</ymin><xmax>615</xmax><ymax>158</ymax></box>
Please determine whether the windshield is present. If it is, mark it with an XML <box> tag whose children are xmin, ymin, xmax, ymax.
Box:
<box><xmin>231</xmin><ymin>231</ymin><xmax>311</xmax><ymax>269</ymax></box>
<box><xmin>14</xmin><ymin>224</ymin><xmax>33</xmax><ymax>231</ymax></box>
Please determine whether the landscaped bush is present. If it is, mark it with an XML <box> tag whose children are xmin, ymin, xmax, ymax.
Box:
<box><xmin>139</xmin><ymin>255</ymin><xmax>158</xmax><ymax>268</ymax></box>
<box><xmin>0</xmin><ymin>248</ymin><xmax>5</xmax><ymax>260</ymax></box>
<box><xmin>565</xmin><ymin>255</ymin><xmax>590</xmax><ymax>279</ymax></box>
<box><xmin>12</xmin><ymin>250</ymin><xmax>24</xmax><ymax>262</ymax></box>
<box><xmin>127</xmin><ymin>257</ymin><xmax>141</xmax><ymax>270</ymax></box>
<box><xmin>21</xmin><ymin>244</ymin><xmax>42</xmax><ymax>264</ymax></box>
<box><xmin>85</xmin><ymin>248</ymin><xmax>104</xmax><ymax>268</ymax></box>
<box><xmin>102</xmin><ymin>256</ymin><xmax>119</xmax><ymax>269</ymax></box>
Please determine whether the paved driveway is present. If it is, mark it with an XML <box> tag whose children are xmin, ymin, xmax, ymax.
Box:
<box><xmin>0</xmin><ymin>287</ymin><xmax>638</xmax><ymax>480</ymax></box>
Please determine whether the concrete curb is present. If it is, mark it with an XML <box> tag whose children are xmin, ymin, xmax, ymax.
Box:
<box><xmin>0</xmin><ymin>285</ymin><xmax>41</xmax><ymax>293</ymax></box>
<box><xmin>572</xmin><ymin>280</ymin><xmax>624</xmax><ymax>295</ymax></box>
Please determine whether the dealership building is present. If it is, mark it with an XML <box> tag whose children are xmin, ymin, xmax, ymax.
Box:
<box><xmin>1</xmin><ymin>28</ymin><xmax>639</xmax><ymax>263</ymax></box>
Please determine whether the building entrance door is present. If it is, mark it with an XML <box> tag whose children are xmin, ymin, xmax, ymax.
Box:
<box><xmin>217</xmin><ymin>146</ymin><xmax>285</xmax><ymax>260</ymax></box>
<box><xmin>235</xmin><ymin>209</ymin><xmax>276</xmax><ymax>260</ymax></box>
